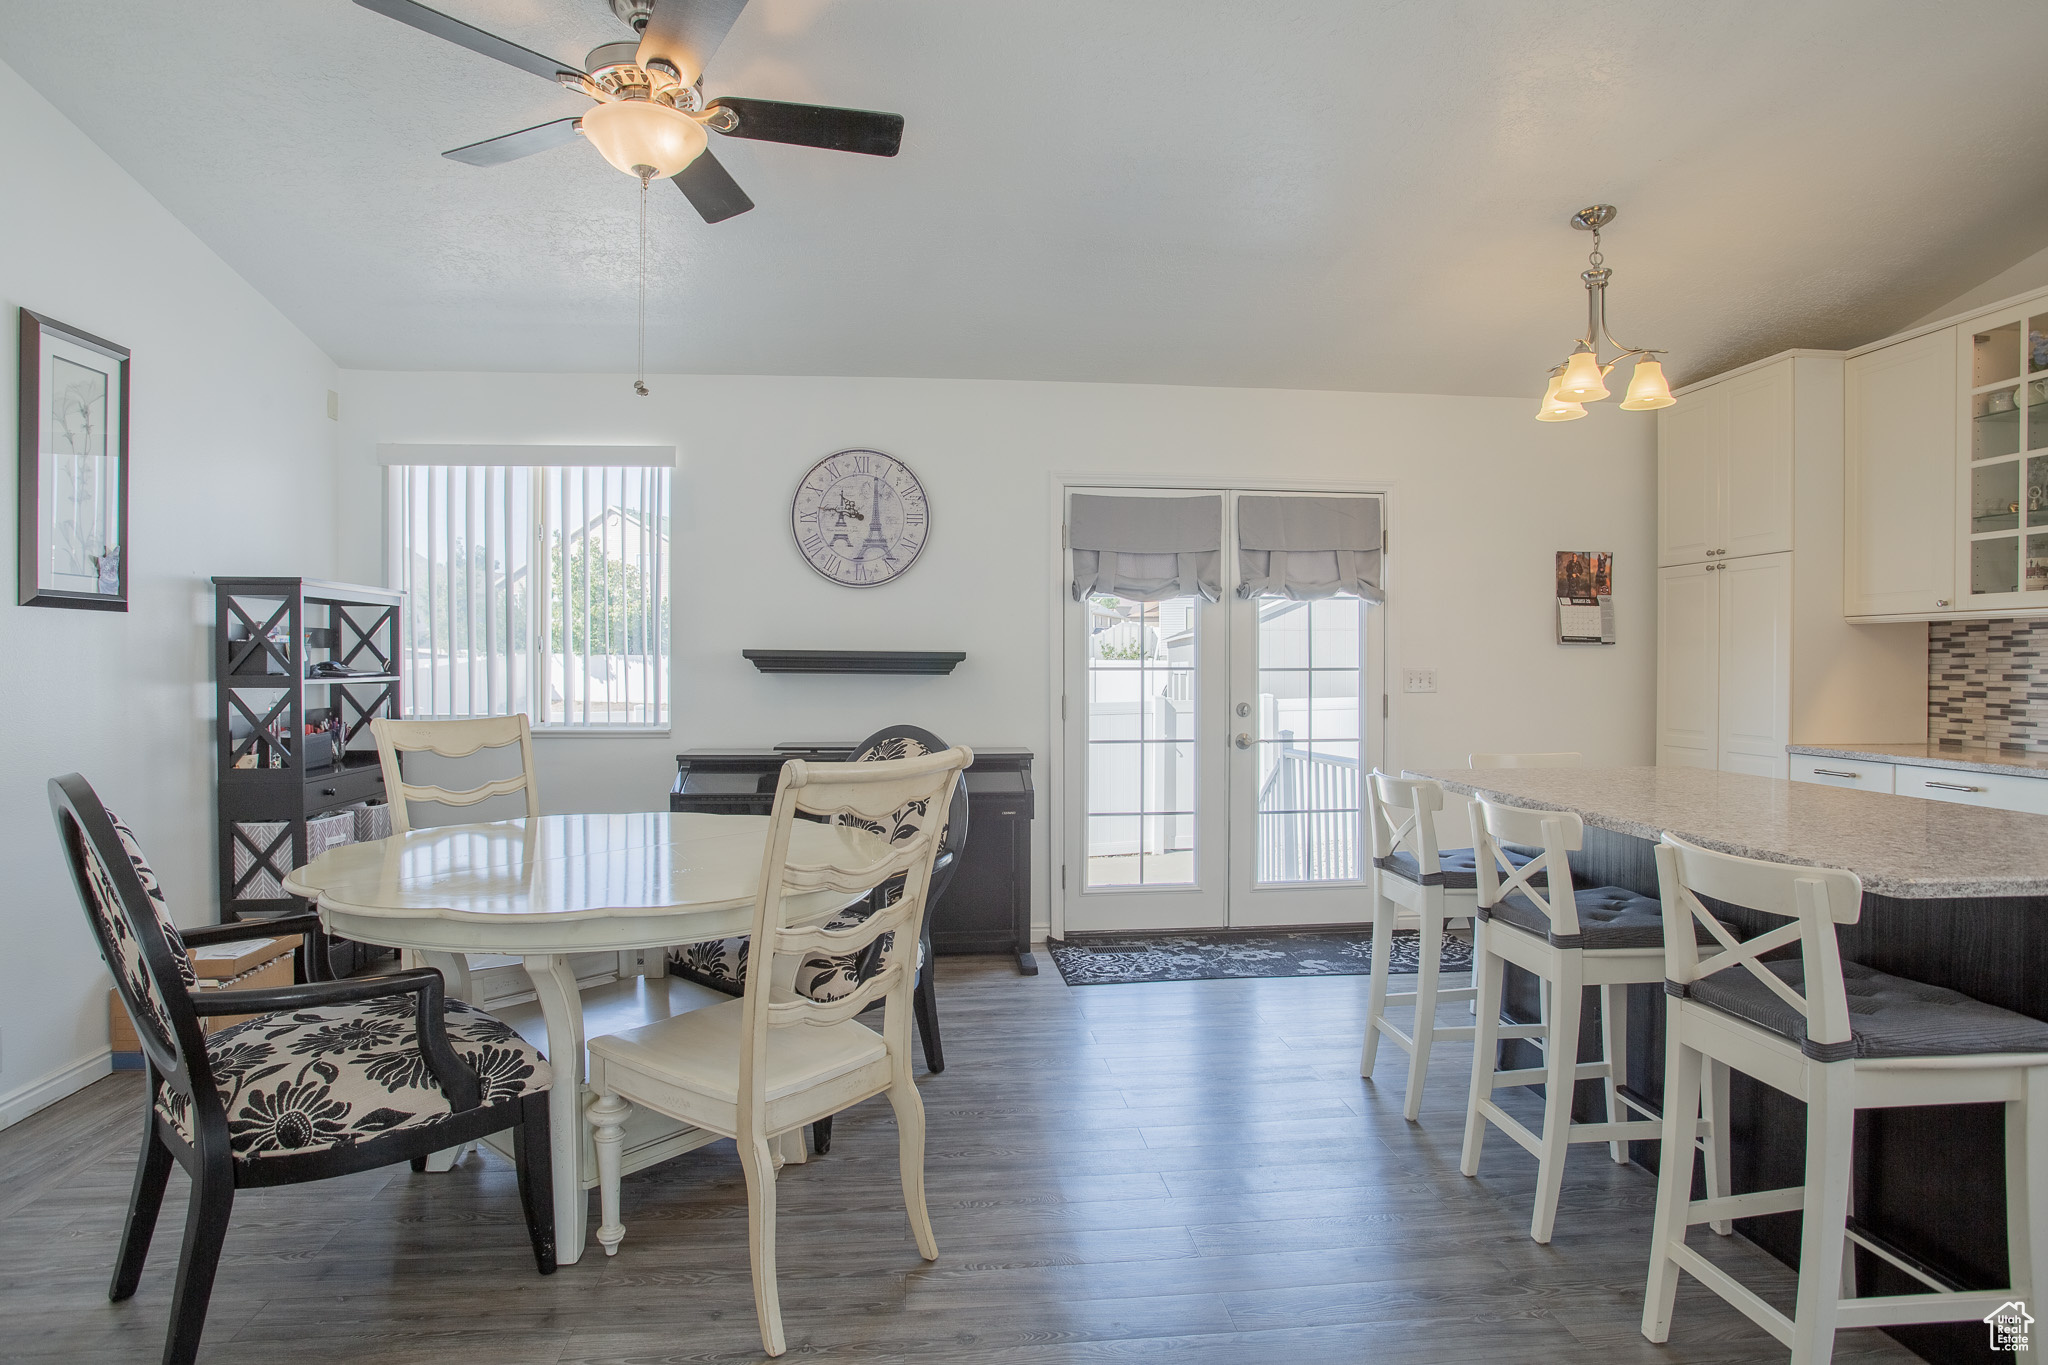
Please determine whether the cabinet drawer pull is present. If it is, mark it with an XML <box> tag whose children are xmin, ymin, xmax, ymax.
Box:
<box><xmin>321</xmin><ymin>787</ymin><xmax>338</xmax><ymax>796</ymax></box>
<box><xmin>1811</xmin><ymin>768</ymin><xmax>1860</xmax><ymax>779</ymax></box>
<box><xmin>1922</xmin><ymin>780</ymin><xmax>1984</xmax><ymax>793</ymax></box>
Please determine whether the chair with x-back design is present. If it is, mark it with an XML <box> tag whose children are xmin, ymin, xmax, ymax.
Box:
<box><xmin>1460</xmin><ymin>795</ymin><xmax>1730</xmax><ymax>1244</ymax></box>
<box><xmin>1644</xmin><ymin>834</ymin><xmax>2048</xmax><ymax>1363</ymax></box>
<box><xmin>50</xmin><ymin>773</ymin><xmax>556</xmax><ymax>1365</ymax></box>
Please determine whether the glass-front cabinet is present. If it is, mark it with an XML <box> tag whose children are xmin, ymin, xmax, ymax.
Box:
<box><xmin>1960</xmin><ymin>304</ymin><xmax>2048</xmax><ymax>606</ymax></box>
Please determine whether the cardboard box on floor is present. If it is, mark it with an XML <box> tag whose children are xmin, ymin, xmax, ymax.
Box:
<box><xmin>109</xmin><ymin>935</ymin><xmax>302</xmax><ymax>1057</ymax></box>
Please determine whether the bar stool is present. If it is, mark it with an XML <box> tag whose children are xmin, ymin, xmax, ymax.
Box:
<box><xmin>1644</xmin><ymin>834</ymin><xmax>2048</xmax><ymax>1364</ymax></box>
<box><xmin>1360</xmin><ymin>773</ymin><xmax>1545</xmax><ymax>1121</ymax></box>
<box><xmin>1460</xmin><ymin>794</ymin><xmax>1729</xmax><ymax>1243</ymax></box>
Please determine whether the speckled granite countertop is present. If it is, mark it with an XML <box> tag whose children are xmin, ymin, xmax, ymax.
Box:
<box><xmin>1788</xmin><ymin>743</ymin><xmax>2048</xmax><ymax>779</ymax></box>
<box><xmin>1415</xmin><ymin>766</ymin><xmax>2048</xmax><ymax>900</ymax></box>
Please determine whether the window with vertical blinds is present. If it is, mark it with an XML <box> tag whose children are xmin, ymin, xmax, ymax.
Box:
<box><xmin>387</xmin><ymin>464</ymin><xmax>670</xmax><ymax>729</ymax></box>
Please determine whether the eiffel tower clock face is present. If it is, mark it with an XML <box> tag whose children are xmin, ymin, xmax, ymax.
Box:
<box><xmin>790</xmin><ymin>449</ymin><xmax>930</xmax><ymax>588</ymax></box>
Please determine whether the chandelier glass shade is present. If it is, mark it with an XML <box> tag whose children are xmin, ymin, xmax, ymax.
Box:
<box><xmin>1536</xmin><ymin>205</ymin><xmax>1673</xmax><ymax>421</ymax></box>
<box><xmin>1535</xmin><ymin>371</ymin><xmax>1587</xmax><ymax>421</ymax></box>
<box><xmin>580</xmin><ymin>99</ymin><xmax>707</xmax><ymax>180</ymax></box>
<box><xmin>1619</xmin><ymin>355</ymin><xmax>1675</xmax><ymax>411</ymax></box>
<box><xmin>1557</xmin><ymin>346</ymin><xmax>1610</xmax><ymax>402</ymax></box>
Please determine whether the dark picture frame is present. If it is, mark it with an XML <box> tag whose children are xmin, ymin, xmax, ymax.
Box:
<box><xmin>18</xmin><ymin>308</ymin><xmax>129</xmax><ymax>611</ymax></box>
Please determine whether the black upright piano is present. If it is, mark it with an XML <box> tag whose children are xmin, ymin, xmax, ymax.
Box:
<box><xmin>671</xmin><ymin>744</ymin><xmax>1037</xmax><ymax>974</ymax></box>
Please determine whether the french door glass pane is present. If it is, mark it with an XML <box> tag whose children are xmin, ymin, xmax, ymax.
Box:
<box><xmin>1084</xmin><ymin>596</ymin><xmax>1199</xmax><ymax>887</ymax></box>
<box><xmin>1253</xmin><ymin>596</ymin><xmax>1364</xmax><ymax>885</ymax></box>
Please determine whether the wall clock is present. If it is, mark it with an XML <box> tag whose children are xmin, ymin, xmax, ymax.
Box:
<box><xmin>790</xmin><ymin>449</ymin><xmax>929</xmax><ymax>588</ymax></box>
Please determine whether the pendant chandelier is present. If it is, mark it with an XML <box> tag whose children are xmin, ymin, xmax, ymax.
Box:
<box><xmin>1536</xmin><ymin>205</ymin><xmax>1675</xmax><ymax>422</ymax></box>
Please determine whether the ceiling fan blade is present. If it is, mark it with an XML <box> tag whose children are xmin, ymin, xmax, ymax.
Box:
<box><xmin>636</xmin><ymin>0</ymin><xmax>749</xmax><ymax>87</ymax></box>
<box><xmin>707</xmin><ymin>97</ymin><xmax>903</xmax><ymax>157</ymax></box>
<box><xmin>673</xmin><ymin>148</ymin><xmax>754</xmax><ymax>223</ymax></box>
<box><xmin>443</xmin><ymin>117</ymin><xmax>584</xmax><ymax>167</ymax></box>
<box><xmin>353</xmin><ymin>0</ymin><xmax>585</xmax><ymax>83</ymax></box>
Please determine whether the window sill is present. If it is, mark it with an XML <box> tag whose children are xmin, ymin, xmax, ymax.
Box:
<box><xmin>531</xmin><ymin>727</ymin><xmax>672</xmax><ymax>738</ymax></box>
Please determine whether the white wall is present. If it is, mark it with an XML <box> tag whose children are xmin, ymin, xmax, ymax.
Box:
<box><xmin>0</xmin><ymin>59</ymin><xmax>339</xmax><ymax>1125</ymax></box>
<box><xmin>335</xmin><ymin>371</ymin><xmax>1657</xmax><ymax>938</ymax></box>
<box><xmin>1907</xmin><ymin>241</ymin><xmax>2048</xmax><ymax>331</ymax></box>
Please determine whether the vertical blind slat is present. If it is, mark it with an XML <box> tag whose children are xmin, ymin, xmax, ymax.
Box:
<box><xmin>427</xmin><ymin>467</ymin><xmax>441</xmax><ymax>714</ymax></box>
<box><xmin>485</xmin><ymin>467</ymin><xmax>499</xmax><ymax>716</ymax></box>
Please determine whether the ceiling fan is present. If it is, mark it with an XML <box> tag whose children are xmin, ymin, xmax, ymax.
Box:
<box><xmin>354</xmin><ymin>0</ymin><xmax>904</xmax><ymax>222</ymax></box>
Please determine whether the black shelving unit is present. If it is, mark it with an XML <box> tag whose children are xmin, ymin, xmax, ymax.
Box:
<box><xmin>213</xmin><ymin>577</ymin><xmax>404</xmax><ymax>974</ymax></box>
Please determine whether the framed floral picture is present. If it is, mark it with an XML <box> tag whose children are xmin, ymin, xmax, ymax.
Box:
<box><xmin>18</xmin><ymin>308</ymin><xmax>128</xmax><ymax>610</ymax></box>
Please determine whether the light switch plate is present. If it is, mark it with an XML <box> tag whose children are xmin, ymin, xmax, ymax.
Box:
<box><xmin>1403</xmin><ymin>668</ymin><xmax>1436</xmax><ymax>694</ymax></box>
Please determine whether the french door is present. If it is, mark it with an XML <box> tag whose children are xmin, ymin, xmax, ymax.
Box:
<box><xmin>1060</xmin><ymin>488</ymin><xmax>1384</xmax><ymax>933</ymax></box>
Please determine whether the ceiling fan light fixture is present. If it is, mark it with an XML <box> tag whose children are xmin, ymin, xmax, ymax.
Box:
<box><xmin>580</xmin><ymin>98</ymin><xmax>706</xmax><ymax>179</ymax></box>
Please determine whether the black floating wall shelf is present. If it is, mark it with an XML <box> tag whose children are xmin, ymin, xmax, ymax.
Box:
<box><xmin>744</xmin><ymin>649</ymin><xmax>966</xmax><ymax>676</ymax></box>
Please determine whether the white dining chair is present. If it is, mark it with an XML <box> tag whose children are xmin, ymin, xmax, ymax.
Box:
<box><xmin>1468</xmin><ymin>751</ymin><xmax>1583</xmax><ymax>768</ymax></box>
<box><xmin>584</xmin><ymin>744</ymin><xmax>972</xmax><ymax>1358</ymax></box>
<box><xmin>369</xmin><ymin>714</ymin><xmax>540</xmax><ymax>833</ymax></box>
<box><xmin>1644</xmin><ymin>834</ymin><xmax>2048</xmax><ymax>1363</ymax></box>
<box><xmin>370</xmin><ymin>713</ymin><xmax>551</xmax><ymax>1171</ymax></box>
<box><xmin>1460</xmin><ymin>794</ymin><xmax>1730</xmax><ymax>1243</ymax></box>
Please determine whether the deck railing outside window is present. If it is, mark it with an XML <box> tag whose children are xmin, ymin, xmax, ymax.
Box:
<box><xmin>1256</xmin><ymin>744</ymin><xmax>1360</xmax><ymax>883</ymax></box>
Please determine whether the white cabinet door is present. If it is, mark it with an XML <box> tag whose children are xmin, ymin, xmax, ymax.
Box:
<box><xmin>1845</xmin><ymin>328</ymin><xmax>1957</xmax><ymax>617</ymax></box>
<box><xmin>1722</xmin><ymin>363</ymin><xmax>1796</xmax><ymax>561</ymax></box>
<box><xmin>1717</xmin><ymin>553</ymin><xmax>1793</xmax><ymax>778</ymax></box>
<box><xmin>1659</xmin><ymin>386</ymin><xmax>1725</xmax><ymax>567</ymax></box>
<box><xmin>1657</xmin><ymin>562</ymin><xmax>1720</xmax><ymax>768</ymax></box>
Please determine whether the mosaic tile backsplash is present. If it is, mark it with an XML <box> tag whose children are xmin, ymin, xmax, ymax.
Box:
<box><xmin>1929</xmin><ymin>618</ymin><xmax>2048</xmax><ymax>751</ymax></box>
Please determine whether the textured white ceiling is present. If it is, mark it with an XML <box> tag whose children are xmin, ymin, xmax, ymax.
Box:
<box><xmin>4</xmin><ymin>0</ymin><xmax>2048</xmax><ymax>395</ymax></box>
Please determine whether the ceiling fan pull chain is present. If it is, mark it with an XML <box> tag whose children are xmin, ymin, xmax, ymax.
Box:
<box><xmin>635</xmin><ymin>171</ymin><xmax>650</xmax><ymax>397</ymax></box>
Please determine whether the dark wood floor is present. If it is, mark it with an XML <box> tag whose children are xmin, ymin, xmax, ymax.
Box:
<box><xmin>2</xmin><ymin>957</ymin><xmax>1919</xmax><ymax>1363</ymax></box>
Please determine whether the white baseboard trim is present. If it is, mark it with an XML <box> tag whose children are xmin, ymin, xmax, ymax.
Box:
<box><xmin>0</xmin><ymin>1048</ymin><xmax>115</xmax><ymax>1130</ymax></box>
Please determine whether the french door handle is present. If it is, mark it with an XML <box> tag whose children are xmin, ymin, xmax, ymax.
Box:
<box><xmin>1234</xmin><ymin>733</ymin><xmax>1252</xmax><ymax>750</ymax></box>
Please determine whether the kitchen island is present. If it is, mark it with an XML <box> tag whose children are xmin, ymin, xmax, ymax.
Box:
<box><xmin>1415</xmin><ymin>765</ymin><xmax>2048</xmax><ymax>1365</ymax></box>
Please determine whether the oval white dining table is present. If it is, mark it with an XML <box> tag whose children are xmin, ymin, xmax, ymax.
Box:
<box><xmin>282</xmin><ymin>810</ymin><xmax>888</xmax><ymax>1264</ymax></box>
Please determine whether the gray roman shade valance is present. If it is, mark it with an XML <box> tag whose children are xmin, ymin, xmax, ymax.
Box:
<box><xmin>1236</xmin><ymin>495</ymin><xmax>1383</xmax><ymax>601</ymax></box>
<box><xmin>1069</xmin><ymin>493</ymin><xmax>1223</xmax><ymax>603</ymax></box>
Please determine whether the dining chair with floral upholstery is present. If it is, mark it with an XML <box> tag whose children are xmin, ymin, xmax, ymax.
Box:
<box><xmin>669</xmin><ymin>725</ymin><xmax>969</xmax><ymax>1153</ymax></box>
<box><xmin>50</xmin><ymin>773</ymin><xmax>556</xmax><ymax>1365</ymax></box>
